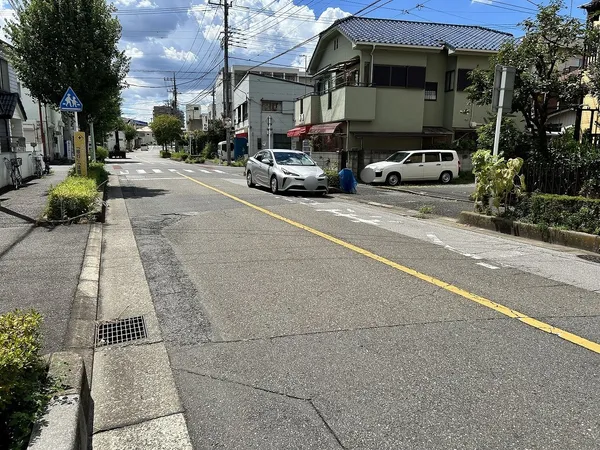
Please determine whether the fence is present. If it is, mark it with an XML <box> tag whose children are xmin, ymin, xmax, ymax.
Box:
<box><xmin>523</xmin><ymin>160</ymin><xmax>600</xmax><ymax>196</ymax></box>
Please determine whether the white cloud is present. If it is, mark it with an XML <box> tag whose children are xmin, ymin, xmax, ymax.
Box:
<box><xmin>137</xmin><ymin>0</ymin><xmax>158</xmax><ymax>8</ymax></box>
<box><xmin>115</xmin><ymin>0</ymin><xmax>138</xmax><ymax>6</ymax></box>
<box><xmin>471</xmin><ymin>0</ymin><xmax>493</xmax><ymax>4</ymax></box>
<box><xmin>163</xmin><ymin>46</ymin><xmax>197</xmax><ymax>62</ymax></box>
<box><xmin>124</xmin><ymin>43</ymin><xmax>144</xmax><ymax>58</ymax></box>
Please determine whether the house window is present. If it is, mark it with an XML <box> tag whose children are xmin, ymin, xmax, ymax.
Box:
<box><xmin>257</xmin><ymin>137</ymin><xmax>262</xmax><ymax>149</ymax></box>
<box><xmin>333</xmin><ymin>38</ymin><xmax>339</xmax><ymax>50</ymax></box>
<box><xmin>274</xmin><ymin>133</ymin><xmax>291</xmax><ymax>148</ymax></box>
<box><xmin>425</xmin><ymin>82</ymin><xmax>438</xmax><ymax>101</ymax></box>
<box><xmin>445</xmin><ymin>70</ymin><xmax>455</xmax><ymax>92</ymax></box>
<box><xmin>328</xmin><ymin>91</ymin><xmax>332</xmax><ymax>109</ymax></box>
<box><xmin>194</xmin><ymin>106</ymin><xmax>199</xmax><ymax>110</ymax></box>
<box><xmin>372</xmin><ymin>65</ymin><xmax>425</xmax><ymax>88</ymax></box>
<box><xmin>457</xmin><ymin>69</ymin><xmax>472</xmax><ymax>91</ymax></box>
<box><xmin>242</xmin><ymin>101</ymin><xmax>248</xmax><ymax>120</ymax></box>
<box><xmin>0</xmin><ymin>59</ymin><xmax>9</xmax><ymax>92</ymax></box>
<box><xmin>262</xmin><ymin>101</ymin><xmax>282</xmax><ymax>112</ymax></box>
<box><xmin>300</xmin><ymin>98</ymin><xmax>304</xmax><ymax>115</ymax></box>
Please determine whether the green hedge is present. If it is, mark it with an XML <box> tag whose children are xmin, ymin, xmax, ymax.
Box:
<box><xmin>0</xmin><ymin>310</ymin><xmax>49</xmax><ymax>449</ymax></box>
<box><xmin>515</xmin><ymin>194</ymin><xmax>600</xmax><ymax>235</ymax></box>
<box><xmin>170</xmin><ymin>151</ymin><xmax>188</xmax><ymax>161</ymax></box>
<box><xmin>95</xmin><ymin>146</ymin><xmax>108</xmax><ymax>163</ymax></box>
<box><xmin>46</xmin><ymin>177</ymin><xmax>99</xmax><ymax>220</ymax></box>
<box><xmin>324</xmin><ymin>169</ymin><xmax>340</xmax><ymax>188</ymax></box>
<box><xmin>159</xmin><ymin>150</ymin><xmax>171</xmax><ymax>158</ymax></box>
<box><xmin>87</xmin><ymin>162</ymin><xmax>109</xmax><ymax>187</ymax></box>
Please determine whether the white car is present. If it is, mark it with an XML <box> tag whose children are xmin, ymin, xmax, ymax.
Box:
<box><xmin>140</xmin><ymin>144</ymin><xmax>149</xmax><ymax>151</ymax></box>
<box><xmin>362</xmin><ymin>149</ymin><xmax>459</xmax><ymax>186</ymax></box>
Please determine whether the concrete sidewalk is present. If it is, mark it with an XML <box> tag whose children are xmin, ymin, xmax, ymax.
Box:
<box><xmin>92</xmin><ymin>175</ymin><xmax>192</xmax><ymax>448</ymax></box>
<box><xmin>0</xmin><ymin>165</ymin><xmax>90</xmax><ymax>353</ymax></box>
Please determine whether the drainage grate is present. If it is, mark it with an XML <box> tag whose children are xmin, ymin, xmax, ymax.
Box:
<box><xmin>577</xmin><ymin>254</ymin><xmax>600</xmax><ymax>264</ymax></box>
<box><xmin>96</xmin><ymin>316</ymin><xmax>147</xmax><ymax>347</ymax></box>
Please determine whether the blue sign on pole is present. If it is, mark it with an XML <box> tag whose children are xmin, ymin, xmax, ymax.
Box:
<box><xmin>59</xmin><ymin>87</ymin><xmax>83</xmax><ymax>112</ymax></box>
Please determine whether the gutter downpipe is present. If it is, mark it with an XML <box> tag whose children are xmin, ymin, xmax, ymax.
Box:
<box><xmin>370</xmin><ymin>44</ymin><xmax>376</xmax><ymax>86</ymax></box>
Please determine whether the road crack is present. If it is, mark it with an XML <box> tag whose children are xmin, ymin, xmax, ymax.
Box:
<box><xmin>174</xmin><ymin>367</ymin><xmax>346</xmax><ymax>448</ymax></box>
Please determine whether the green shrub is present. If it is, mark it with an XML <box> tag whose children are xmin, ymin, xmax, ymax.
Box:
<box><xmin>0</xmin><ymin>310</ymin><xmax>50</xmax><ymax>449</ymax></box>
<box><xmin>185</xmin><ymin>157</ymin><xmax>205</xmax><ymax>164</ymax></box>
<box><xmin>159</xmin><ymin>150</ymin><xmax>171</xmax><ymax>158</ymax></box>
<box><xmin>324</xmin><ymin>169</ymin><xmax>340</xmax><ymax>188</ymax></box>
<box><xmin>231</xmin><ymin>157</ymin><xmax>246</xmax><ymax>167</ymax></box>
<box><xmin>580</xmin><ymin>178</ymin><xmax>600</xmax><ymax>199</ymax></box>
<box><xmin>170</xmin><ymin>151</ymin><xmax>188</xmax><ymax>161</ymax></box>
<box><xmin>201</xmin><ymin>142</ymin><xmax>216</xmax><ymax>159</ymax></box>
<box><xmin>514</xmin><ymin>194</ymin><xmax>600</xmax><ymax>235</ymax></box>
<box><xmin>46</xmin><ymin>177</ymin><xmax>99</xmax><ymax>220</ymax></box>
<box><xmin>95</xmin><ymin>146</ymin><xmax>108</xmax><ymax>163</ymax></box>
<box><xmin>87</xmin><ymin>162</ymin><xmax>109</xmax><ymax>187</ymax></box>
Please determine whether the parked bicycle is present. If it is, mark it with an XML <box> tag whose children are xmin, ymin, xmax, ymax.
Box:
<box><xmin>43</xmin><ymin>155</ymin><xmax>50</xmax><ymax>175</ymax></box>
<box><xmin>3</xmin><ymin>156</ymin><xmax>23</xmax><ymax>189</ymax></box>
<box><xmin>30</xmin><ymin>151</ymin><xmax>43</xmax><ymax>178</ymax></box>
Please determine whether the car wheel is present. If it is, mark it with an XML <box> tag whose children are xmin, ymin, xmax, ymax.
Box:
<box><xmin>386</xmin><ymin>172</ymin><xmax>401</xmax><ymax>186</ymax></box>
<box><xmin>440</xmin><ymin>171</ymin><xmax>453</xmax><ymax>184</ymax></box>
<box><xmin>270</xmin><ymin>176</ymin><xmax>279</xmax><ymax>194</ymax></box>
<box><xmin>246</xmin><ymin>171</ymin><xmax>255</xmax><ymax>187</ymax></box>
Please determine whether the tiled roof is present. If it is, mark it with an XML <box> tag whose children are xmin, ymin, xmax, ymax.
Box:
<box><xmin>334</xmin><ymin>17</ymin><xmax>513</xmax><ymax>52</ymax></box>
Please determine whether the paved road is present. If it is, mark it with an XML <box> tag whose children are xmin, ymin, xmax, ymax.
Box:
<box><xmin>108</xmin><ymin>147</ymin><xmax>600</xmax><ymax>449</ymax></box>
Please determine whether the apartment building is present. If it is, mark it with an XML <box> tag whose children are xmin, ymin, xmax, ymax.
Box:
<box><xmin>215</xmin><ymin>65</ymin><xmax>311</xmax><ymax>120</ymax></box>
<box><xmin>292</xmin><ymin>17</ymin><xmax>513</xmax><ymax>172</ymax></box>
<box><xmin>153</xmin><ymin>104</ymin><xmax>184</xmax><ymax>123</ymax></box>
<box><xmin>233</xmin><ymin>73</ymin><xmax>312</xmax><ymax>156</ymax></box>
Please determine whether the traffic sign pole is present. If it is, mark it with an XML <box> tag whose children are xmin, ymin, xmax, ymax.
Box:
<box><xmin>493</xmin><ymin>66</ymin><xmax>507</xmax><ymax>157</ymax></box>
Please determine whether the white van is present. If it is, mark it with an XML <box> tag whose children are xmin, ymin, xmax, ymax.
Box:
<box><xmin>362</xmin><ymin>149</ymin><xmax>459</xmax><ymax>186</ymax></box>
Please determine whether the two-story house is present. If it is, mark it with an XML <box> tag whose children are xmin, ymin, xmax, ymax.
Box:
<box><xmin>233</xmin><ymin>72</ymin><xmax>312</xmax><ymax>156</ymax></box>
<box><xmin>292</xmin><ymin>17</ymin><xmax>513</xmax><ymax>173</ymax></box>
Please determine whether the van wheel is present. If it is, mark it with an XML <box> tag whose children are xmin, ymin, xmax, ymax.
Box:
<box><xmin>440</xmin><ymin>171</ymin><xmax>453</xmax><ymax>184</ymax></box>
<box><xmin>386</xmin><ymin>172</ymin><xmax>401</xmax><ymax>186</ymax></box>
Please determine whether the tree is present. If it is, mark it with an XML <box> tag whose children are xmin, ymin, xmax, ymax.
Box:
<box><xmin>467</xmin><ymin>0</ymin><xmax>600</xmax><ymax>159</ymax></box>
<box><xmin>205</xmin><ymin>120</ymin><xmax>226</xmax><ymax>147</ymax></box>
<box><xmin>124</xmin><ymin>124</ymin><xmax>137</xmax><ymax>150</ymax></box>
<box><xmin>150</xmin><ymin>115</ymin><xmax>182</xmax><ymax>149</ymax></box>
<box><xmin>476</xmin><ymin>115</ymin><xmax>531</xmax><ymax>159</ymax></box>
<box><xmin>6</xmin><ymin>0</ymin><xmax>129</xmax><ymax>133</ymax></box>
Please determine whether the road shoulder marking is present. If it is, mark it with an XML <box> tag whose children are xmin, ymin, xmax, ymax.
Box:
<box><xmin>179</xmin><ymin>174</ymin><xmax>600</xmax><ymax>355</ymax></box>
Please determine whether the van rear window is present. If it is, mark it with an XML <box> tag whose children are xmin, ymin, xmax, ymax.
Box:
<box><xmin>441</xmin><ymin>152</ymin><xmax>455</xmax><ymax>161</ymax></box>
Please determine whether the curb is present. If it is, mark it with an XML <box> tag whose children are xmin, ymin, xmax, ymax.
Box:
<box><xmin>458</xmin><ymin>211</ymin><xmax>600</xmax><ymax>254</ymax></box>
<box><xmin>375</xmin><ymin>185</ymin><xmax>474</xmax><ymax>203</ymax></box>
<box><xmin>28</xmin><ymin>352</ymin><xmax>92</xmax><ymax>450</ymax></box>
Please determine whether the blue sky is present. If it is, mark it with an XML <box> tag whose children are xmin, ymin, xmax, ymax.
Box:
<box><xmin>0</xmin><ymin>0</ymin><xmax>590</xmax><ymax>122</ymax></box>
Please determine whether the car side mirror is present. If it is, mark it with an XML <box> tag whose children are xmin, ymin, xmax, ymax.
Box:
<box><xmin>404</xmin><ymin>160</ymin><xmax>412</xmax><ymax>164</ymax></box>
<box><xmin>264</xmin><ymin>159</ymin><xmax>273</xmax><ymax>166</ymax></box>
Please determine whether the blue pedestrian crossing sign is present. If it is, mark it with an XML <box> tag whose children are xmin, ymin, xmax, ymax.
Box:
<box><xmin>60</xmin><ymin>87</ymin><xmax>83</xmax><ymax>112</ymax></box>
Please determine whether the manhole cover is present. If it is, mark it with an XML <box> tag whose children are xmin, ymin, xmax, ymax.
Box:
<box><xmin>96</xmin><ymin>316</ymin><xmax>147</xmax><ymax>347</ymax></box>
<box><xmin>577</xmin><ymin>254</ymin><xmax>600</xmax><ymax>264</ymax></box>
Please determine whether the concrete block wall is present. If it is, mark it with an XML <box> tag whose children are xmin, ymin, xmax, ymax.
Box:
<box><xmin>1</xmin><ymin>151</ymin><xmax>38</xmax><ymax>189</ymax></box>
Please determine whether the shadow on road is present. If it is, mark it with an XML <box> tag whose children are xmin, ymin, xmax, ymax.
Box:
<box><xmin>117</xmin><ymin>185</ymin><xmax>168</xmax><ymax>199</ymax></box>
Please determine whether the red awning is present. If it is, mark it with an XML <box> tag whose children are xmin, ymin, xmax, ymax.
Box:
<box><xmin>308</xmin><ymin>122</ymin><xmax>343</xmax><ymax>135</ymax></box>
<box><xmin>235</xmin><ymin>132</ymin><xmax>248</xmax><ymax>138</ymax></box>
<box><xmin>287</xmin><ymin>126</ymin><xmax>311</xmax><ymax>138</ymax></box>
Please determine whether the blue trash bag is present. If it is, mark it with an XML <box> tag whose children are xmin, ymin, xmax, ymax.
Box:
<box><xmin>339</xmin><ymin>168</ymin><xmax>358</xmax><ymax>194</ymax></box>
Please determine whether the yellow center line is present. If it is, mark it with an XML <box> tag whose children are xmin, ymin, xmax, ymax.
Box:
<box><xmin>180</xmin><ymin>173</ymin><xmax>600</xmax><ymax>355</ymax></box>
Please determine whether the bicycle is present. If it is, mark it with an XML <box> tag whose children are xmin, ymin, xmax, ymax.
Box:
<box><xmin>3</xmin><ymin>156</ymin><xmax>23</xmax><ymax>189</ymax></box>
<box><xmin>30</xmin><ymin>152</ymin><xmax>43</xmax><ymax>178</ymax></box>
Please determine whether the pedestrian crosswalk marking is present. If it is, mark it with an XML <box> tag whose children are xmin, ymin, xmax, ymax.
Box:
<box><xmin>200</xmin><ymin>169</ymin><xmax>210</xmax><ymax>173</ymax></box>
<box><xmin>169</xmin><ymin>169</ymin><xmax>178</xmax><ymax>172</ymax></box>
<box><xmin>137</xmin><ymin>169</ymin><xmax>146</xmax><ymax>174</ymax></box>
<box><xmin>119</xmin><ymin>170</ymin><xmax>129</xmax><ymax>175</ymax></box>
<box><xmin>213</xmin><ymin>169</ymin><xmax>226</xmax><ymax>173</ymax></box>
<box><xmin>184</xmin><ymin>169</ymin><xmax>194</xmax><ymax>173</ymax></box>
<box><xmin>153</xmin><ymin>169</ymin><xmax>163</xmax><ymax>173</ymax></box>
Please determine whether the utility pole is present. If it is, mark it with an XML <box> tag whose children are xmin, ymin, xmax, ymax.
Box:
<box><xmin>223</xmin><ymin>0</ymin><xmax>231</xmax><ymax>165</ymax></box>
<box><xmin>165</xmin><ymin>72</ymin><xmax>180</xmax><ymax>150</ymax></box>
<box><xmin>212</xmin><ymin>85</ymin><xmax>216</xmax><ymax>120</ymax></box>
<box><xmin>267</xmin><ymin>115</ymin><xmax>273</xmax><ymax>148</ymax></box>
<box><xmin>38</xmin><ymin>102</ymin><xmax>47</xmax><ymax>158</ymax></box>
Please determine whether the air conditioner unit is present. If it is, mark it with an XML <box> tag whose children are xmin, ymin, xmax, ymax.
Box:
<box><xmin>469</xmin><ymin>121</ymin><xmax>481</xmax><ymax>128</ymax></box>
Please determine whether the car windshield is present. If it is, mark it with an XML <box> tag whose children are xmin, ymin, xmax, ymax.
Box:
<box><xmin>386</xmin><ymin>152</ymin><xmax>410</xmax><ymax>163</ymax></box>
<box><xmin>274</xmin><ymin>152</ymin><xmax>316</xmax><ymax>166</ymax></box>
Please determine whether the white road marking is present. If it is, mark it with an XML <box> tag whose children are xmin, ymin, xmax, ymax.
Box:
<box><xmin>136</xmin><ymin>169</ymin><xmax>146</xmax><ymax>174</ymax></box>
<box><xmin>224</xmin><ymin>178</ymin><xmax>248</xmax><ymax>186</ymax></box>
<box><xmin>200</xmin><ymin>169</ymin><xmax>211</xmax><ymax>173</ymax></box>
<box><xmin>213</xmin><ymin>169</ymin><xmax>226</xmax><ymax>173</ymax></box>
<box><xmin>152</xmin><ymin>169</ymin><xmax>162</xmax><ymax>173</ymax></box>
<box><xmin>477</xmin><ymin>262</ymin><xmax>500</xmax><ymax>270</ymax></box>
<box><xmin>169</xmin><ymin>169</ymin><xmax>178</xmax><ymax>172</ymax></box>
<box><xmin>347</xmin><ymin>208</ymin><xmax>355</xmax><ymax>213</ymax></box>
<box><xmin>119</xmin><ymin>170</ymin><xmax>129</xmax><ymax>175</ymax></box>
<box><xmin>184</xmin><ymin>169</ymin><xmax>194</xmax><ymax>173</ymax></box>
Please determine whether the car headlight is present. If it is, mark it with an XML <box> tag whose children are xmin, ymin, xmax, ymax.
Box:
<box><xmin>281</xmin><ymin>168</ymin><xmax>299</xmax><ymax>176</ymax></box>
<box><xmin>317</xmin><ymin>172</ymin><xmax>326</xmax><ymax>178</ymax></box>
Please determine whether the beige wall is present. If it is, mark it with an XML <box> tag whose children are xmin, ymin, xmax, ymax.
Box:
<box><xmin>424</xmin><ymin>53</ymin><xmax>446</xmax><ymax>127</ymax></box>
<box><xmin>311</xmin><ymin>31</ymin><xmax>360</xmax><ymax>72</ymax></box>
